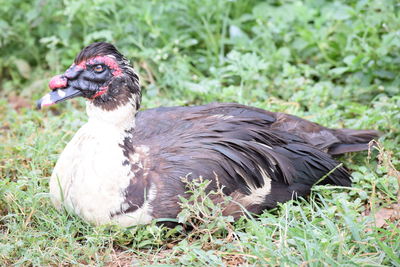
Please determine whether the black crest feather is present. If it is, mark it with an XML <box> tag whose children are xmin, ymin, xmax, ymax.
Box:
<box><xmin>74</xmin><ymin>42</ymin><xmax>124</xmax><ymax>63</ymax></box>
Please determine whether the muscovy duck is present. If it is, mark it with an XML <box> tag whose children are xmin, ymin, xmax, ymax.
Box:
<box><xmin>37</xmin><ymin>42</ymin><xmax>379</xmax><ymax>226</ymax></box>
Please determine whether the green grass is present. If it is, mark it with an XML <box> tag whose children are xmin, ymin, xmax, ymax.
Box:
<box><xmin>1</xmin><ymin>0</ymin><xmax>399</xmax><ymax>265</ymax></box>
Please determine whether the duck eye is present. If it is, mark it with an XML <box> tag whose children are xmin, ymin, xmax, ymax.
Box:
<box><xmin>93</xmin><ymin>64</ymin><xmax>104</xmax><ymax>73</ymax></box>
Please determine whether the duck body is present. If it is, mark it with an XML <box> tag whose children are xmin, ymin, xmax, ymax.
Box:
<box><xmin>39</xmin><ymin>42</ymin><xmax>379</xmax><ymax>226</ymax></box>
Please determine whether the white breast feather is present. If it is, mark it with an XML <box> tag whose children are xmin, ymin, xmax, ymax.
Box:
<box><xmin>49</xmin><ymin>100</ymin><xmax>154</xmax><ymax>226</ymax></box>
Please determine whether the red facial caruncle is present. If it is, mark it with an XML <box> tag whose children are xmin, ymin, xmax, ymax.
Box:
<box><xmin>91</xmin><ymin>86</ymin><xmax>108</xmax><ymax>99</ymax></box>
<box><xmin>65</xmin><ymin>63</ymin><xmax>86</xmax><ymax>78</ymax></box>
<box><xmin>47</xmin><ymin>55</ymin><xmax>122</xmax><ymax>100</ymax></box>
<box><xmin>87</xmin><ymin>55</ymin><xmax>123</xmax><ymax>77</ymax></box>
<box><xmin>48</xmin><ymin>75</ymin><xmax>67</xmax><ymax>90</ymax></box>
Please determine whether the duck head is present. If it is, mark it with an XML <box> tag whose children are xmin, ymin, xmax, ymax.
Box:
<box><xmin>37</xmin><ymin>42</ymin><xmax>141</xmax><ymax>112</ymax></box>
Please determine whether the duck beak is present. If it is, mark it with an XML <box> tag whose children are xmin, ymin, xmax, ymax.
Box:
<box><xmin>36</xmin><ymin>87</ymin><xmax>83</xmax><ymax>109</ymax></box>
<box><xmin>36</xmin><ymin>74</ymin><xmax>83</xmax><ymax>109</ymax></box>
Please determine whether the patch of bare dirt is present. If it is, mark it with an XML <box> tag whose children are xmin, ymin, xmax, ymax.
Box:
<box><xmin>363</xmin><ymin>204</ymin><xmax>400</xmax><ymax>230</ymax></box>
<box><xmin>363</xmin><ymin>141</ymin><xmax>400</xmax><ymax>230</ymax></box>
<box><xmin>8</xmin><ymin>94</ymin><xmax>31</xmax><ymax>111</ymax></box>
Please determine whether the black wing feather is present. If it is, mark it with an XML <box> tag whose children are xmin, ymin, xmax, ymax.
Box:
<box><xmin>123</xmin><ymin>103</ymin><xmax>353</xmax><ymax>219</ymax></box>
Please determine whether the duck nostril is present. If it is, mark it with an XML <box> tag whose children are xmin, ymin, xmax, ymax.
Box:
<box><xmin>48</xmin><ymin>75</ymin><xmax>68</xmax><ymax>90</ymax></box>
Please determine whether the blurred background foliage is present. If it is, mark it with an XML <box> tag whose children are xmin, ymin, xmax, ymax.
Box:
<box><xmin>1</xmin><ymin>0</ymin><xmax>399</xmax><ymax>103</ymax></box>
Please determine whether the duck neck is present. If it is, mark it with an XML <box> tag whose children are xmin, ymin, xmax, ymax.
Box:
<box><xmin>85</xmin><ymin>98</ymin><xmax>138</xmax><ymax>133</ymax></box>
